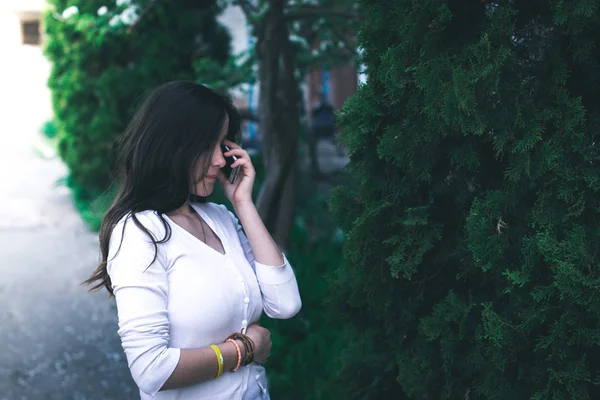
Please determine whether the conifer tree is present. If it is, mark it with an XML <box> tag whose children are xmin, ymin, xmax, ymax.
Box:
<box><xmin>329</xmin><ymin>1</ymin><xmax>600</xmax><ymax>398</ymax></box>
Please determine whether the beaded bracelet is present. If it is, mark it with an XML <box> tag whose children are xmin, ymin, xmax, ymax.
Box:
<box><xmin>227</xmin><ymin>332</ymin><xmax>255</xmax><ymax>366</ymax></box>
<box><xmin>226</xmin><ymin>339</ymin><xmax>242</xmax><ymax>372</ymax></box>
<box><xmin>227</xmin><ymin>333</ymin><xmax>252</xmax><ymax>365</ymax></box>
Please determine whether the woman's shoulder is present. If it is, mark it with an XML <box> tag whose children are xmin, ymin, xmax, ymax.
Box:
<box><xmin>107</xmin><ymin>210</ymin><xmax>170</xmax><ymax>274</ymax></box>
<box><xmin>111</xmin><ymin>210</ymin><xmax>168</xmax><ymax>242</ymax></box>
<box><xmin>114</xmin><ymin>209</ymin><xmax>162</xmax><ymax>227</ymax></box>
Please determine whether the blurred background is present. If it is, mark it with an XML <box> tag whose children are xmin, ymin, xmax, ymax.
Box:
<box><xmin>0</xmin><ymin>0</ymin><xmax>359</xmax><ymax>398</ymax></box>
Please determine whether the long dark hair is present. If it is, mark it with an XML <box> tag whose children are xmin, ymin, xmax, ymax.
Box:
<box><xmin>83</xmin><ymin>81</ymin><xmax>241</xmax><ymax>295</ymax></box>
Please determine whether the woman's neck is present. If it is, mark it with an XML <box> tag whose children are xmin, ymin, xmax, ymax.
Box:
<box><xmin>169</xmin><ymin>201</ymin><xmax>194</xmax><ymax>217</ymax></box>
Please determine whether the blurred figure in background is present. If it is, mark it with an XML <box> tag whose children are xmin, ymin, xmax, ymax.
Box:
<box><xmin>307</xmin><ymin>93</ymin><xmax>344</xmax><ymax>175</ymax></box>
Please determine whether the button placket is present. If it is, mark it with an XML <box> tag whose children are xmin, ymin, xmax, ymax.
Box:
<box><xmin>227</xmin><ymin>257</ymin><xmax>251</xmax><ymax>334</ymax></box>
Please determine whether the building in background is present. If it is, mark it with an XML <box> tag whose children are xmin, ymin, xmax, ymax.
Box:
<box><xmin>0</xmin><ymin>0</ymin><xmax>44</xmax><ymax>49</ymax></box>
<box><xmin>0</xmin><ymin>0</ymin><xmax>53</xmax><ymax>153</ymax></box>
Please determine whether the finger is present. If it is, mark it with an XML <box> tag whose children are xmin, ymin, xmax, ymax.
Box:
<box><xmin>224</xmin><ymin>147</ymin><xmax>249</xmax><ymax>159</ymax></box>
<box><xmin>231</xmin><ymin>158</ymin><xmax>254</xmax><ymax>172</ymax></box>
<box><xmin>223</xmin><ymin>140</ymin><xmax>242</xmax><ymax>149</ymax></box>
<box><xmin>230</xmin><ymin>158</ymin><xmax>246</xmax><ymax>169</ymax></box>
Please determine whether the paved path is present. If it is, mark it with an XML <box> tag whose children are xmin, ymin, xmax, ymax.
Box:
<box><xmin>0</xmin><ymin>43</ymin><xmax>137</xmax><ymax>399</ymax></box>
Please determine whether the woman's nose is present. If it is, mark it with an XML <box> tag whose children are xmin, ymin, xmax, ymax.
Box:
<box><xmin>214</xmin><ymin>150</ymin><xmax>226</xmax><ymax>168</ymax></box>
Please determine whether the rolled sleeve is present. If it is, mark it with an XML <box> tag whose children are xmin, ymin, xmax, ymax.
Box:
<box><xmin>108</xmin><ymin>213</ymin><xmax>180</xmax><ymax>397</ymax></box>
<box><xmin>254</xmin><ymin>253</ymin><xmax>296</xmax><ymax>285</ymax></box>
<box><xmin>254</xmin><ymin>254</ymin><xmax>302</xmax><ymax>319</ymax></box>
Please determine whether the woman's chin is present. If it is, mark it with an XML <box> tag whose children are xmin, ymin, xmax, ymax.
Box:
<box><xmin>194</xmin><ymin>184</ymin><xmax>214</xmax><ymax>197</ymax></box>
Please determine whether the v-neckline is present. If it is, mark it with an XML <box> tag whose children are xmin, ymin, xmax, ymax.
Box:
<box><xmin>164</xmin><ymin>203</ymin><xmax>227</xmax><ymax>257</ymax></box>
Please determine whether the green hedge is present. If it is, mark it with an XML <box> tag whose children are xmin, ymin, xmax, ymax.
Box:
<box><xmin>263</xmin><ymin>221</ymin><xmax>346</xmax><ymax>400</ymax></box>
<box><xmin>44</xmin><ymin>0</ymin><xmax>231</xmax><ymax>204</ymax></box>
<box><xmin>329</xmin><ymin>0</ymin><xmax>600</xmax><ymax>398</ymax></box>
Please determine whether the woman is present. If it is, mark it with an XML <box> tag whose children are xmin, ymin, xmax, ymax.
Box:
<box><xmin>84</xmin><ymin>81</ymin><xmax>302</xmax><ymax>399</ymax></box>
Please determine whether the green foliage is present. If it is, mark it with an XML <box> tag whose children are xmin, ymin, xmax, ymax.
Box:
<box><xmin>262</xmin><ymin>221</ymin><xmax>347</xmax><ymax>400</ymax></box>
<box><xmin>287</xmin><ymin>0</ymin><xmax>361</xmax><ymax>72</ymax></box>
<box><xmin>194</xmin><ymin>51</ymin><xmax>255</xmax><ymax>94</ymax></box>
<box><xmin>329</xmin><ymin>0</ymin><xmax>600</xmax><ymax>398</ymax></box>
<box><xmin>261</xmin><ymin>168</ymin><xmax>348</xmax><ymax>399</ymax></box>
<box><xmin>40</xmin><ymin>119</ymin><xmax>58</xmax><ymax>139</ymax></box>
<box><xmin>44</xmin><ymin>0</ymin><xmax>231</xmax><ymax>202</ymax></box>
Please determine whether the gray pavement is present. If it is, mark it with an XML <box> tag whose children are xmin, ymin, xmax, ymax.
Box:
<box><xmin>0</xmin><ymin>45</ymin><xmax>137</xmax><ymax>399</ymax></box>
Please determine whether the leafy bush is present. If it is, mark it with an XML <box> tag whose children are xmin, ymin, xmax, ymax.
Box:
<box><xmin>263</xmin><ymin>221</ymin><xmax>347</xmax><ymax>400</ymax></box>
<box><xmin>44</xmin><ymin>0</ymin><xmax>231</xmax><ymax>203</ymax></box>
<box><xmin>40</xmin><ymin>119</ymin><xmax>58</xmax><ymax>139</ymax></box>
<box><xmin>329</xmin><ymin>0</ymin><xmax>600</xmax><ymax>399</ymax></box>
<box><xmin>260</xmin><ymin>165</ymin><xmax>347</xmax><ymax>399</ymax></box>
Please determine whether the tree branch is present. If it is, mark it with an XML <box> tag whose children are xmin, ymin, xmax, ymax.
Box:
<box><xmin>234</xmin><ymin>0</ymin><xmax>258</xmax><ymax>20</ymax></box>
<box><xmin>329</xmin><ymin>27</ymin><xmax>358</xmax><ymax>58</ymax></box>
<box><xmin>284</xmin><ymin>5</ymin><xmax>360</xmax><ymax>21</ymax></box>
<box><xmin>126</xmin><ymin>0</ymin><xmax>164</xmax><ymax>33</ymax></box>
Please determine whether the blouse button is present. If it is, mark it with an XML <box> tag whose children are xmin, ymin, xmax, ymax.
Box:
<box><xmin>242</xmin><ymin>320</ymin><xmax>248</xmax><ymax>327</ymax></box>
<box><xmin>243</xmin><ymin>297</ymin><xmax>250</xmax><ymax>304</ymax></box>
<box><xmin>239</xmin><ymin>275</ymin><xmax>244</xmax><ymax>282</ymax></box>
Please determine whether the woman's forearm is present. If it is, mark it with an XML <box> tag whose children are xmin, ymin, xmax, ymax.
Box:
<box><xmin>160</xmin><ymin>340</ymin><xmax>245</xmax><ymax>391</ymax></box>
<box><xmin>232</xmin><ymin>201</ymin><xmax>285</xmax><ymax>266</ymax></box>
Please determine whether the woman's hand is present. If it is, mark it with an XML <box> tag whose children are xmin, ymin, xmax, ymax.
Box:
<box><xmin>217</xmin><ymin>140</ymin><xmax>256</xmax><ymax>207</ymax></box>
<box><xmin>245</xmin><ymin>323</ymin><xmax>272</xmax><ymax>364</ymax></box>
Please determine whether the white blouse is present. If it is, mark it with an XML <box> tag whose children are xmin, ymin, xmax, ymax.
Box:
<box><xmin>107</xmin><ymin>202</ymin><xmax>302</xmax><ymax>399</ymax></box>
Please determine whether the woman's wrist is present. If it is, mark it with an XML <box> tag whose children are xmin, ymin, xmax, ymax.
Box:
<box><xmin>217</xmin><ymin>338</ymin><xmax>247</xmax><ymax>374</ymax></box>
<box><xmin>217</xmin><ymin>341</ymin><xmax>241</xmax><ymax>373</ymax></box>
<box><xmin>232</xmin><ymin>199</ymin><xmax>255</xmax><ymax>213</ymax></box>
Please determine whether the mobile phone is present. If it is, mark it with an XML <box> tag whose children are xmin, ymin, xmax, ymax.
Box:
<box><xmin>221</xmin><ymin>144</ymin><xmax>240</xmax><ymax>184</ymax></box>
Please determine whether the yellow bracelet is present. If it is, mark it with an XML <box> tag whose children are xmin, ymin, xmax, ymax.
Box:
<box><xmin>210</xmin><ymin>345</ymin><xmax>224</xmax><ymax>379</ymax></box>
